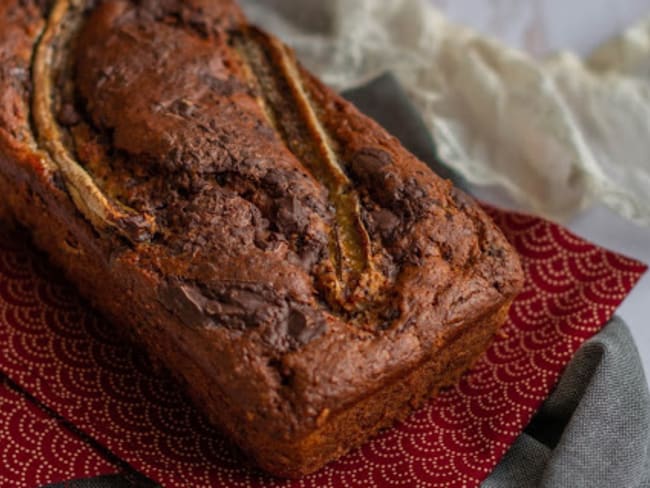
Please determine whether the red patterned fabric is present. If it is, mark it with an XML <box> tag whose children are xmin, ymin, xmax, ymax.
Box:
<box><xmin>0</xmin><ymin>207</ymin><xmax>646</xmax><ymax>487</ymax></box>
<box><xmin>0</xmin><ymin>378</ymin><xmax>115</xmax><ymax>487</ymax></box>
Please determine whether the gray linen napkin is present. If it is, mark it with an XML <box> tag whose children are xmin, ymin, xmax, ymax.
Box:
<box><xmin>43</xmin><ymin>74</ymin><xmax>650</xmax><ymax>488</ymax></box>
<box><xmin>483</xmin><ymin>318</ymin><xmax>650</xmax><ymax>488</ymax></box>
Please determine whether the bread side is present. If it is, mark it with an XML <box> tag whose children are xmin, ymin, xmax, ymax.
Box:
<box><xmin>0</xmin><ymin>0</ymin><xmax>524</xmax><ymax>477</ymax></box>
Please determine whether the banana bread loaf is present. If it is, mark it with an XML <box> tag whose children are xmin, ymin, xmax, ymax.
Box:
<box><xmin>0</xmin><ymin>0</ymin><xmax>524</xmax><ymax>477</ymax></box>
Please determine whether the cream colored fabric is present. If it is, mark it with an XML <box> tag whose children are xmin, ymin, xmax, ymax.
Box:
<box><xmin>241</xmin><ymin>0</ymin><xmax>650</xmax><ymax>225</ymax></box>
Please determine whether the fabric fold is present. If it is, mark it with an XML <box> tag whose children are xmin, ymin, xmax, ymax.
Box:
<box><xmin>484</xmin><ymin>318</ymin><xmax>650</xmax><ymax>487</ymax></box>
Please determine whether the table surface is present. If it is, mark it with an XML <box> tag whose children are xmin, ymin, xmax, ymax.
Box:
<box><xmin>428</xmin><ymin>0</ymin><xmax>650</xmax><ymax>384</ymax></box>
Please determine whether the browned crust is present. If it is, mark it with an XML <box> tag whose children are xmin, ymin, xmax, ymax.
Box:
<box><xmin>253</xmin><ymin>303</ymin><xmax>511</xmax><ymax>476</ymax></box>
<box><xmin>0</xmin><ymin>0</ymin><xmax>524</xmax><ymax>477</ymax></box>
<box><xmin>0</xmin><ymin>159</ymin><xmax>510</xmax><ymax>477</ymax></box>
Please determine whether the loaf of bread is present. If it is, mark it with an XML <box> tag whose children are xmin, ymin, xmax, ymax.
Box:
<box><xmin>0</xmin><ymin>0</ymin><xmax>524</xmax><ymax>477</ymax></box>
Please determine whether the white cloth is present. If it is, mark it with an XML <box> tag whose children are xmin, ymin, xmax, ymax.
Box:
<box><xmin>240</xmin><ymin>0</ymin><xmax>650</xmax><ymax>226</ymax></box>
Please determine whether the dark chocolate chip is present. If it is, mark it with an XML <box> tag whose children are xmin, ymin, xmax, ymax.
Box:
<box><xmin>262</xmin><ymin>170</ymin><xmax>289</xmax><ymax>196</ymax></box>
<box><xmin>161</xmin><ymin>279</ymin><xmax>326</xmax><ymax>348</ymax></box>
<box><xmin>372</xmin><ymin>208</ymin><xmax>400</xmax><ymax>239</ymax></box>
<box><xmin>227</xmin><ymin>288</ymin><xmax>269</xmax><ymax>316</ymax></box>
<box><xmin>158</xmin><ymin>283</ymin><xmax>212</xmax><ymax>328</ymax></box>
<box><xmin>274</xmin><ymin>195</ymin><xmax>307</xmax><ymax>234</ymax></box>
<box><xmin>348</xmin><ymin>148</ymin><xmax>392</xmax><ymax>194</ymax></box>
<box><xmin>287</xmin><ymin>309</ymin><xmax>307</xmax><ymax>338</ymax></box>
<box><xmin>253</xmin><ymin>229</ymin><xmax>270</xmax><ymax>250</ymax></box>
<box><xmin>286</xmin><ymin>307</ymin><xmax>327</xmax><ymax>345</ymax></box>
<box><xmin>295</xmin><ymin>323</ymin><xmax>326</xmax><ymax>345</ymax></box>
<box><xmin>350</xmin><ymin>147</ymin><xmax>392</xmax><ymax>177</ymax></box>
<box><xmin>56</xmin><ymin>103</ymin><xmax>80</xmax><ymax>126</ymax></box>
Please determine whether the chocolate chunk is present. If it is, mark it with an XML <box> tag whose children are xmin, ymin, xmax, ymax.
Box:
<box><xmin>274</xmin><ymin>195</ymin><xmax>307</xmax><ymax>234</ymax></box>
<box><xmin>348</xmin><ymin>148</ymin><xmax>392</xmax><ymax>193</ymax></box>
<box><xmin>56</xmin><ymin>103</ymin><xmax>80</xmax><ymax>126</ymax></box>
<box><xmin>287</xmin><ymin>308</ymin><xmax>307</xmax><ymax>337</ymax></box>
<box><xmin>295</xmin><ymin>321</ymin><xmax>326</xmax><ymax>345</ymax></box>
<box><xmin>287</xmin><ymin>308</ymin><xmax>326</xmax><ymax>345</ymax></box>
<box><xmin>350</xmin><ymin>150</ymin><xmax>433</xmax><ymax>223</ymax></box>
<box><xmin>262</xmin><ymin>170</ymin><xmax>289</xmax><ymax>196</ymax></box>
<box><xmin>160</xmin><ymin>280</ymin><xmax>299</xmax><ymax>335</ymax></box>
<box><xmin>349</xmin><ymin>147</ymin><xmax>392</xmax><ymax>178</ymax></box>
<box><xmin>349</xmin><ymin>148</ymin><xmax>407</xmax><ymax>211</ymax></box>
<box><xmin>158</xmin><ymin>282</ymin><xmax>213</xmax><ymax>328</ymax></box>
<box><xmin>253</xmin><ymin>229</ymin><xmax>270</xmax><ymax>250</ymax></box>
<box><xmin>226</xmin><ymin>288</ymin><xmax>269</xmax><ymax>316</ymax></box>
<box><xmin>372</xmin><ymin>208</ymin><xmax>399</xmax><ymax>240</ymax></box>
<box><xmin>160</xmin><ymin>278</ymin><xmax>327</xmax><ymax>349</ymax></box>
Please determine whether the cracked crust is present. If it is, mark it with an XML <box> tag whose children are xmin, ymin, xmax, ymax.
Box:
<box><xmin>0</xmin><ymin>0</ymin><xmax>524</xmax><ymax>477</ymax></box>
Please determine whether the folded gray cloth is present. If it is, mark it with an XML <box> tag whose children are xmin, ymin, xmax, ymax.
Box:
<box><xmin>483</xmin><ymin>318</ymin><xmax>650</xmax><ymax>488</ymax></box>
<box><xmin>43</xmin><ymin>74</ymin><xmax>650</xmax><ymax>488</ymax></box>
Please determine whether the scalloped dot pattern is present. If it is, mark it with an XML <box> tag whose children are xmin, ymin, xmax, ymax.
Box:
<box><xmin>0</xmin><ymin>378</ymin><xmax>115</xmax><ymax>488</ymax></box>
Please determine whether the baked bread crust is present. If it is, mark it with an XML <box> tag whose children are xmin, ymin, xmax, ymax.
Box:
<box><xmin>0</xmin><ymin>0</ymin><xmax>523</xmax><ymax>477</ymax></box>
